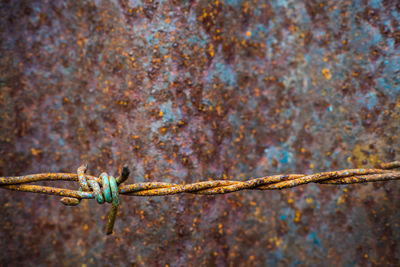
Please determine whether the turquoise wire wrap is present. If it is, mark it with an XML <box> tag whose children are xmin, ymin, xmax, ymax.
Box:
<box><xmin>106</xmin><ymin>175</ymin><xmax>120</xmax><ymax>235</ymax></box>
<box><xmin>101</xmin><ymin>173</ymin><xmax>112</xmax><ymax>203</ymax></box>
<box><xmin>100</xmin><ymin>172</ymin><xmax>120</xmax><ymax>234</ymax></box>
<box><xmin>88</xmin><ymin>179</ymin><xmax>104</xmax><ymax>204</ymax></box>
<box><xmin>79</xmin><ymin>165</ymin><xmax>105</xmax><ymax>204</ymax></box>
<box><xmin>61</xmin><ymin>166</ymin><xmax>126</xmax><ymax>234</ymax></box>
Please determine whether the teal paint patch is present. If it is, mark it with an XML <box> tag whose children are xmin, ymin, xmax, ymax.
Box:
<box><xmin>358</xmin><ymin>91</ymin><xmax>377</xmax><ymax>110</ymax></box>
<box><xmin>146</xmin><ymin>96</ymin><xmax>156</xmax><ymax>103</ymax></box>
<box><xmin>58</xmin><ymin>138</ymin><xmax>65</xmax><ymax>146</ymax></box>
<box><xmin>369</xmin><ymin>0</ymin><xmax>381</xmax><ymax>9</ymax></box>
<box><xmin>160</xmin><ymin>101</ymin><xmax>176</xmax><ymax>122</ymax></box>
<box><xmin>365</xmin><ymin>92</ymin><xmax>377</xmax><ymax>110</ymax></box>
<box><xmin>264</xmin><ymin>145</ymin><xmax>294</xmax><ymax>170</ymax></box>
<box><xmin>222</xmin><ymin>0</ymin><xmax>242</xmax><ymax>7</ymax></box>
<box><xmin>214</xmin><ymin>61</ymin><xmax>237</xmax><ymax>86</ymax></box>
<box><xmin>308</xmin><ymin>232</ymin><xmax>321</xmax><ymax>246</ymax></box>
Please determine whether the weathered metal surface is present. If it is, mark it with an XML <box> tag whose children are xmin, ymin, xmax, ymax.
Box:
<box><xmin>0</xmin><ymin>0</ymin><xmax>399</xmax><ymax>265</ymax></box>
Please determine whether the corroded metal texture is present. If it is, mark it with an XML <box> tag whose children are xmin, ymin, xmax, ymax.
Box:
<box><xmin>0</xmin><ymin>0</ymin><xmax>399</xmax><ymax>266</ymax></box>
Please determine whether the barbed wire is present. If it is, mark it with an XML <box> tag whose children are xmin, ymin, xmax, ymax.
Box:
<box><xmin>1</xmin><ymin>161</ymin><xmax>399</xmax><ymax>234</ymax></box>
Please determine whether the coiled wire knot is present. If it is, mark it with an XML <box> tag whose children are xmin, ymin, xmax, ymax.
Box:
<box><xmin>60</xmin><ymin>164</ymin><xmax>130</xmax><ymax>234</ymax></box>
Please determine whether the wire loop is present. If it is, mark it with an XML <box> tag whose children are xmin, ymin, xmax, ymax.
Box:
<box><xmin>60</xmin><ymin>165</ymin><xmax>127</xmax><ymax>234</ymax></box>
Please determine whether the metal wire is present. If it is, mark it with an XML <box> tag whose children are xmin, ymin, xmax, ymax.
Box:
<box><xmin>0</xmin><ymin>161</ymin><xmax>399</xmax><ymax>234</ymax></box>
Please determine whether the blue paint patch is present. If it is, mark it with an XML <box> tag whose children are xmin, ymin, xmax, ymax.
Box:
<box><xmin>292</xmin><ymin>260</ymin><xmax>302</xmax><ymax>267</ymax></box>
<box><xmin>146</xmin><ymin>96</ymin><xmax>156</xmax><ymax>103</ymax></box>
<box><xmin>264</xmin><ymin>145</ymin><xmax>294</xmax><ymax>170</ymax></box>
<box><xmin>58</xmin><ymin>138</ymin><xmax>65</xmax><ymax>146</ymax></box>
<box><xmin>369</xmin><ymin>0</ymin><xmax>381</xmax><ymax>9</ymax></box>
<box><xmin>272</xmin><ymin>0</ymin><xmax>289</xmax><ymax>8</ymax></box>
<box><xmin>280</xmin><ymin>150</ymin><xmax>289</xmax><ymax>164</ymax></box>
<box><xmin>308</xmin><ymin>232</ymin><xmax>321</xmax><ymax>246</ymax></box>
<box><xmin>371</xmin><ymin>29</ymin><xmax>382</xmax><ymax>45</ymax></box>
<box><xmin>160</xmin><ymin>101</ymin><xmax>176</xmax><ymax>123</ymax></box>
<box><xmin>214</xmin><ymin>61</ymin><xmax>237</xmax><ymax>86</ymax></box>
<box><xmin>359</xmin><ymin>91</ymin><xmax>377</xmax><ymax>110</ymax></box>
<box><xmin>365</xmin><ymin>92</ymin><xmax>377</xmax><ymax>110</ymax></box>
<box><xmin>222</xmin><ymin>0</ymin><xmax>242</xmax><ymax>7</ymax></box>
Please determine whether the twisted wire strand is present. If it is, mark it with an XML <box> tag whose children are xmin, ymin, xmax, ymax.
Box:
<box><xmin>0</xmin><ymin>162</ymin><xmax>399</xmax><ymax>197</ymax></box>
<box><xmin>0</xmin><ymin>161</ymin><xmax>399</xmax><ymax>234</ymax></box>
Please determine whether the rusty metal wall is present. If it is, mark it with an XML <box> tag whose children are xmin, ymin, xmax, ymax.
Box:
<box><xmin>0</xmin><ymin>0</ymin><xmax>399</xmax><ymax>266</ymax></box>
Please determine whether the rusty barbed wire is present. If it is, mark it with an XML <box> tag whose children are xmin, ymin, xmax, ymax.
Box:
<box><xmin>0</xmin><ymin>161</ymin><xmax>399</xmax><ymax>234</ymax></box>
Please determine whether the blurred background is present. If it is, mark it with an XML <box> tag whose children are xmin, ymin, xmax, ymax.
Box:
<box><xmin>0</xmin><ymin>0</ymin><xmax>399</xmax><ymax>265</ymax></box>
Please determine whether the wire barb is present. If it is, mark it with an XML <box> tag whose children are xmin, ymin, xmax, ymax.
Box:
<box><xmin>0</xmin><ymin>161</ymin><xmax>399</xmax><ymax>234</ymax></box>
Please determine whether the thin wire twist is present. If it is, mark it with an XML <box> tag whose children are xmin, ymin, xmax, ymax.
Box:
<box><xmin>0</xmin><ymin>161</ymin><xmax>399</xmax><ymax>234</ymax></box>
